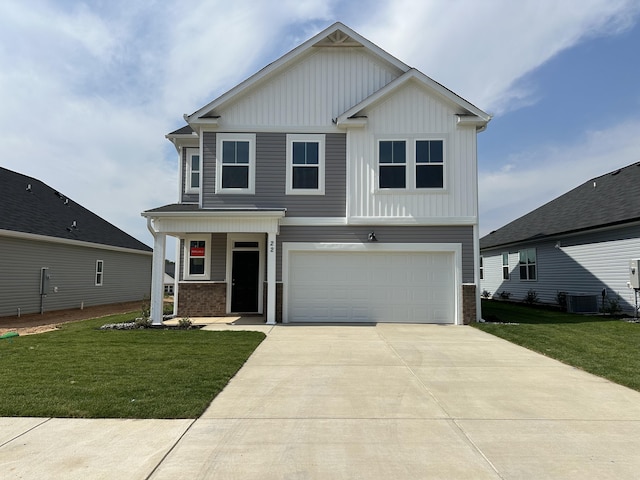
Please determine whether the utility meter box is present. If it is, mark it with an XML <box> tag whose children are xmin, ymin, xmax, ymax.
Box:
<box><xmin>630</xmin><ymin>259</ymin><xmax>640</xmax><ymax>289</ymax></box>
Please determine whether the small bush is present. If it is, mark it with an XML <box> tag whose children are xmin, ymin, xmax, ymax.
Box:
<box><xmin>178</xmin><ymin>317</ymin><xmax>193</xmax><ymax>329</ymax></box>
<box><xmin>481</xmin><ymin>289</ymin><xmax>492</xmax><ymax>299</ymax></box>
<box><xmin>601</xmin><ymin>293</ymin><xmax>623</xmax><ymax>316</ymax></box>
<box><xmin>499</xmin><ymin>291</ymin><xmax>511</xmax><ymax>300</ymax></box>
<box><xmin>556</xmin><ymin>291</ymin><xmax>567</xmax><ymax>311</ymax></box>
<box><xmin>523</xmin><ymin>289</ymin><xmax>539</xmax><ymax>304</ymax></box>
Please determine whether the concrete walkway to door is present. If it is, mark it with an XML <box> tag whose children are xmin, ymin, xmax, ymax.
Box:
<box><xmin>151</xmin><ymin>323</ymin><xmax>640</xmax><ymax>479</ymax></box>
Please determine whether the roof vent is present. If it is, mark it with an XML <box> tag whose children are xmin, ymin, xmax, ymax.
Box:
<box><xmin>611</xmin><ymin>169</ymin><xmax>621</xmax><ymax>176</ymax></box>
<box><xmin>26</xmin><ymin>183</ymin><xmax>31</xmax><ymax>192</ymax></box>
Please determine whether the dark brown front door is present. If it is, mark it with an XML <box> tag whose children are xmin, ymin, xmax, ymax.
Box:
<box><xmin>231</xmin><ymin>250</ymin><xmax>259</xmax><ymax>312</ymax></box>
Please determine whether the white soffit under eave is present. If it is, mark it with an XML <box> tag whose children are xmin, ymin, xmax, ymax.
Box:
<box><xmin>185</xmin><ymin>22</ymin><xmax>411</xmax><ymax>123</ymax></box>
<box><xmin>336</xmin><ymin>69</ymin><xmax>491</xmax><ymax>125</ymax></box>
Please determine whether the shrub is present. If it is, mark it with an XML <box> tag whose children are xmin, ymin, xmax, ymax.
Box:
<box><xmin>523</xmin><ymin>289</ymin><xmax>539</xmax><ymax>304</ymax></box>
<box><xmin>178</xmin><ymin>317</ymin><xmax>193</xmax><ymax>329</ymax></box>
<box><xmin>499</xmin><ymin>291</ymin><xmax>511</xmax><ymax>300</ymax></box>
<box><xmin>601</xmin><ymin>293</ymin><xmax>623</xmax><ymax>316</ymax></box>
<box><xmin>556</xmin><ymin>291</ymin><xmax>567</xmax><ymax>311</ymax></box>
<box><xmin>481</xmin><ymin>289</ymin><xmax>492</xmax><ymax>299</ymax></box>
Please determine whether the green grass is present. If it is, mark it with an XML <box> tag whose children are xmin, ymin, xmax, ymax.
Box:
<box><xmin>475</xmin><ymin>300</ymin><xmax>640</xmax><ymax>392</ymax></box>
<box><xmin>0</xmin><ymin>313</ymin><xmax>265</xmax><ymax>418</ymax></box>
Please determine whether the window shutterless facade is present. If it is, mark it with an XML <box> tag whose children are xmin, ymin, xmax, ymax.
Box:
<box><xmin>216</xmin><ymin>133</ymin><xmax>256</xmax><ymax>194</ymax></box>
<box><xmin>286</xmin><ymin>134</ymin><xmax>325</xmax><ymax>194</ymax></box>
<box><xmin>185</xmin><ymin>148</ymin><xmax>200</xmax><ymax>193</ymax></box>
<box><xmin>378</xmin><ymin>138</ymin><xmax>445</xmax><ymax>190</ymax></box>
<box><xmin>185</xmin><ymin>238</ymin><xmax>210</xmax><ymax>280</ymax></box>
<box><xmin>502</xmin><ymin>252</ymin><xmax>510</xmax><ymax>280</ymax></box>
<box><xmin>95</xmin><ymin>260</ymin><xmax>103</xmax><ymax>286</ymax></box>
<box><xmin>519</xmin><ymin>248</ymin><xmax>536</xmax><ymax>280</ymax></box>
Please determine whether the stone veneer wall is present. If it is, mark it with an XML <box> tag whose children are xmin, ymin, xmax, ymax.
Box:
<box><xmin>462</xmin><ymin>284</ymin><xmax>477</xmax><ymax>325</ymax></box>
<box><xmin>177</xmin><ymin>282</ymin><xmax>226</xmax><ymax>317</ymax></box>
<box><xmin>263</xmin><ymin>282</ymin><xmax>283</xmax><ymax>322</ymax></box>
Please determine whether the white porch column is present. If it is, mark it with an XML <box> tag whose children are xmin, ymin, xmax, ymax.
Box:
<box><xmin>266</xmin><ymin>231</ymin><xmax>277</xmax><ymax>325</ymax></box>
<box><xmin>150</xmin><ymin>232</ymin><xmax>166</xmax><ymax>325</ymax></box>
<box><xmin>173</xmin><ymin>237</ymin><xmax>181</xmax><ymax>317</ymax></box>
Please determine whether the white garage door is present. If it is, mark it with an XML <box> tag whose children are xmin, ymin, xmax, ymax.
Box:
<box><xmin>287</xmin><ymin>250</ymin><xmax>455</xmax><ymax>323</ymax></box>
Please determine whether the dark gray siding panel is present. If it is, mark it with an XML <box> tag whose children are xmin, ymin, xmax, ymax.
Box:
<box><xmin>202</xmin><ymin>132</ymin><xmax>346</xmax><ymax>216</ymax></box>
<box><xmin>0</xmin><ymin>236</ymin><xmax>151</xmax><ymax>317</ymax></box>
<box><xmin>276</xmin><ymin>225</ymin><xmax>474</xmax><ymax>282</ymax></box>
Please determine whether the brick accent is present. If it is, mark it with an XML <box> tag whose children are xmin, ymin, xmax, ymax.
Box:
<box><xmin>177</xmin><ymin>282</ymin><xmax>226</xmax><ymax>317</ymax></box>
<box><xmin>263</xmin><ymin>282</ymin><xmax>283</xmax><ymax>323</ymax></box>
<box><xmin>462</xmin><ymin>283</ymin><xmax>477</xmax><ymax>325</ymax></box>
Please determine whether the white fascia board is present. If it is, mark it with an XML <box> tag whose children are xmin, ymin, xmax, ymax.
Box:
<box><xmin>0</xmin><ymin>229</ymin><xmax>152</xmax><ymax>256</ymax></box>
<box><xmin>186</xmin><ymin>22</ymin><xmax>410</xmax><ymax>123</ymax></box>
<box><xmin>142</xmin><ymin>209</ymin><xmax>286</xmax><ymax>219</ymax></box>
<box><xmin>279</xmin><ymin>217</ymin><xmax>347</xmax><ymax>226</ymax></box>
<box><xmin>347</xmin><ymin>216</ymin><xmax>477</xmax><ymax>226</ymax></box>
<box><xmin>337</xmin><ymin>69</ymin><xmax>491</xmax><ymax>125</ymax></box>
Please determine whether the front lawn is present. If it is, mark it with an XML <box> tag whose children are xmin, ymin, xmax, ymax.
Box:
<box><xmin>0</xmin><ymin>313</ymin><xmax>265</xmax><ymax>418</ymax></box>
<box><xmin>475</xmin><ymin>300</ymin><xmax>640</xmax><ymax>392</ymax></box>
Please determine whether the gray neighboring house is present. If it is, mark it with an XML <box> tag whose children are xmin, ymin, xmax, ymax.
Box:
<box><xmin>143</xmin><ymin>22</ymin><xmax>490</xmax><ymax>325</ymax></box>
<box><xmin>480</xmin><ymin>161</ymin><xmax>640</xmax><ymax>314</ymax></box>
<box><xmin>0</xmin><ymin>167</ymin><xmax>152</xmax><ymax>317</ymax></box>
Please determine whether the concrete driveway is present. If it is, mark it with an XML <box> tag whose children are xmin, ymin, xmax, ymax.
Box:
<box><xmin>2</xmin><ymin>324</ymin><xmax>640</xmax><ymax>479</ymax></box>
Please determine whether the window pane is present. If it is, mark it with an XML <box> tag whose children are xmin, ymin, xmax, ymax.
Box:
<box><xmin>502</xmin><ymin>252</ymin><xmax>508</xmax><ymax>265</ymax></box>
<box><xmin>416</xmin><ymin>141</ymin><xmax>429</xmax><ymax>163</ymax></box>
<box><xmin>503</xmin><ymin>266</ymin><xmax>510</xmax><ymax>280</ymax></box>
<box><xmin>379</xmin><ymin>141</ymin><xmax>393</xmax><ymax>163</ymax></box>
<box><xmin>190</xmin><ymin>258</ymin><xmax>205</xmax><ymax>275</ymax></box>
<box><xmin>236</xmin><ymin>141</ymin><xmax>249</xmax><ymax>164</ymax></box>
<box><xmin>528</xmin><ymin>249</ymin><xmax>536</xmax><ymax>263</ymax></box>
<box><xmin>519</xmin><ymin>251</ymin><xmax>527</xmax><ymax>264</ymax></box>
<box><xmin>520</xmin><ymin>265</ymin><xmax>527</xmax><ymax>279</ymax></box>
<box><xmin>222</xmin><ymin>165</ymin><xmax>249</xmax><ymax>188</ymax></box>
<box><xmin>430</xmin><ymin>141</ymin><xmax>443</xmax><ymax>162</ymax></box>
<box><xmin>191</xmin><ymin>172</ymin><xmax>200</xmax><ymax>188</ymax></box>
<box><xmin>222</xmin><ymin>141</ymin><xmax>236</xmax><ymax>163</ymax></box>
<box><xmin>306</xmin><ymin>142</ymin><xmax>319</xmax><ymax>165</ymax></box>
<box><xmin>293</xmin><ymin>166</ymin><xmax>319</xmax><ymax>189</ymax></box>
<box><xmin>292</xmin><ymin>142</ymin><xmax>306</xmax><ymax>164</ymax></box>
<box><xmin>416</xmin><ymin>165</ymin><xmax>443</xmax><ymax>188</ymax></box>
<box><xmin>528</xmin><ymin>265</ymin><xmax>536</xmax><ymax>280</ymax></box>
<box><xmin>192</xmin><ymin>155</ymin><xmax>200</xmax><ymax>171</ymax></box>
<box><xmin>379</xmin><ymin>165</ymin><xmax>406</xmax><ymax>188</ymax></box>
<box><xmin>392</xmin><ymin>141</ymin><xmax>406</xmax><ymax>164</ymax></box>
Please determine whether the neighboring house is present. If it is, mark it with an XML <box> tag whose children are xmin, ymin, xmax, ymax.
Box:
<box><xmin>480</xmin><ymin>161</ymin><xmax>640</xmax><ymax>314</ymax></box>
<box><xmin>143</xmin><ymin>22</ymin><xmax>490</xmax><ymax>325</ymax></box>
<box><xmin>164</xmin><ymin>273</ymin><xmax>174</xmax><ymax>295</ymax></box>
<box><xmin>0</xmin><ymin>167</ymin><xmax>152</xmax><ymax>317</ymax></box>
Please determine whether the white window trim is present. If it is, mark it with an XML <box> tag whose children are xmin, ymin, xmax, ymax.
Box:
<box><xmin>286</xmin><ymin>134</ymin><xmax>325</xmax><ymax>195</ymax></box>
<box><xmin>95</xmin><ymin>260</ymin><xmax>103</xmax><ymax>286</ymax></box>
<box><xmin>184</xmin><ymin>236</ymin><xmax>211</xmax><ymax>280</ymax></box>
<box><xmin>502</xmin><ymin>252</ymin><xmax>510</xmax><ymax>280</ymax></box>
<box><xmin>518</xmin><ymin>248</ymin><xmax>537</xmax><ymax>281</ymax></box>
<box><xmin>216</xmin><ymin>133</ymin><xmax>256</xmax><ymax>194</ymax></box>
<box><xmin>376</xmin><ymin>135</ymin><xmax>447</xmax><ymax>192</ymax></box>
<box><xmin>185</xmin><ymin>148</ymin><xmax>201</xmax><ymax>194</ymax></box>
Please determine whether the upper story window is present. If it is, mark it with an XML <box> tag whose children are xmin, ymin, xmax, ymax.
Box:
<box><xmin>519</xmin><ymin>248</ymin><xmax>536</xmax><ymax>281</ymax></box>
<box><xmin>185</xmin><ymin>148</ymin><xmax>200</xmax><ymax>194</ymax></box>
<box><xmin>95</xmin><ymin>260</ymin><xmax>103</xmax><ymax>286</ymax></box>
<box><xmin>416</xmin><ymin>140</ymin><xmax>443</xmax><ymax>188</ymax></box>
<box><xmin>286</xmin><ymin>134</ymin><xmax>325</xmax><ymax>195</ymax></box>
<box><xmin>378</xmin><ymin>138</ymin><xmax>445</xmax><ymax>190</ymax></box>
<box><xmin>379</xmin><ymin>140</ymin><xmax>406</xmax><ymax>188</ymax></box>
<box><xmin>479</xmin><ymin>256</ymin><xmax>484</xmax><ymax>280</ymax></box>
<box><xmin>216</xmin><ymin>133</ymin><xmax>255</xmax><ymax>194</ymax></box>
<box><xmin>185</xmin><ymin>238</ymin><xmax>210</xmax><ymax>280</ymax></box>
<box><xmin>502</xmin><ymin>252</ymin><xmax>510</xmax><ymax>280</ymax></box>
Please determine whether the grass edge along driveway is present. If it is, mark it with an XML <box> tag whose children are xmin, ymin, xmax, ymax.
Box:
<box><xmin>475</xmin><ymin>300</ymin><xmax>640</xmax><ymax>392</ymax></box>
<box><xmin>0</xmin><ymin>312</ymin><xmax>265</xmax><ymax>418</ymax></box>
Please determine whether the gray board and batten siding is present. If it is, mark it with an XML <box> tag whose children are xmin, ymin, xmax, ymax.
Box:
<box><xmin>0</xmin><ymin>236</ymin><xmax>152</xmax><ymax>317</ymax></box>
<box><xmin>198</xmin><ymin>132</ymin><xmax>346</xmax><ymax>216</ymax></box>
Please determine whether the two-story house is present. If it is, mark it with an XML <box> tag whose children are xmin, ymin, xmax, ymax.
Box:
<box><xmin>142</xmin><ymin>22</ymin><xmax>490</xmax><ymax>326</ymax></box>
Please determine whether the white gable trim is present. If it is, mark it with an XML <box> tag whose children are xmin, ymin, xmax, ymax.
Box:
<box><xmin>186</xmin><ymin>22</ymin><xmax>410</xmax><ymax>124</ymax></box>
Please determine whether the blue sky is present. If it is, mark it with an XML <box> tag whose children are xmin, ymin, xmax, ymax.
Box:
<box><xmin>1</xmin><ymin>0</ymin><xmax>639</xmax><ymax>255</ymax></box>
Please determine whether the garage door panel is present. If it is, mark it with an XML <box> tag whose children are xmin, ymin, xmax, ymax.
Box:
<box><xmin>287</xmin><ymin>250</ymin><xmax>455</xmax><ymax>324</ymax></box>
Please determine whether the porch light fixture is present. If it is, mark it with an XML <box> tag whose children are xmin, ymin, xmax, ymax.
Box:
<box><xmin>368</xmin><ymin>232</ymin><xmax>377</xmax><ymax>242</ymax></box>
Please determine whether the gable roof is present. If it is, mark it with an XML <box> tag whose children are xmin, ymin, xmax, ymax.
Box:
<box><xmin>480</xmin><ymin>161</ymin><xmax>640</xmax><ymax>250</ymax></box>
<box><xmin>184</xmin><ymin>22</ymin><xmax>489</xmax><ymax>128</ymax></box>
<box><xmin>0</xmin><ymin>167</ymin><xmax>152</xmax><ymax>253</ymax></box>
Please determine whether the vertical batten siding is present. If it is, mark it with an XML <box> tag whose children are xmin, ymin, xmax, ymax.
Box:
<box><xmin>0</xmin><ymin>236</ymin><xmax>151</xmax><ymax>317</ymax></box>
<box><xmin>480</xmin><ymin>224</ymin><xmax>640</xmax><ymax>313</ymax></box>
<box><xmin>276</xmin><ymin>225</ymin><xmax>474</xmax><ymax>283</ymax></box>
<box><xmin>348</xmin><ymin>81</ymin><xmax>477</xmax><ymax>219</ymax></box>
<box><xmin>201</xmin><ymin>132</ymin><xmax>346</xmax><ymax>216</ymax></box>
<box><xmin>219</xmin><ymin>48</ymin><xmax>402</xmax><ymax>127</ymax></box>
<box><xmin>211</xmin><ymin>233</ymin><xmax>227</xmax><ymax>281</ymax></box>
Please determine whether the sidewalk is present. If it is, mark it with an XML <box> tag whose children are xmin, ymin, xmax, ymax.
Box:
<box><xmin>2</xmin><ymin>324</ymin><xmax>640</xmax><ymax>479</ymax></box>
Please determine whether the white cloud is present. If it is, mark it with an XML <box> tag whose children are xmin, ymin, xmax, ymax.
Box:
<box><xmin>479</xmin><ymin>118</ymin><xmax>640</xmax><ymax>236</ymax></box>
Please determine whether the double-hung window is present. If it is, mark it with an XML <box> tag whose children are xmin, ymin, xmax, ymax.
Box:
<box><xmin>185</xmin><ymin>238</ymin><xmax>210</xmax><ymax>279</ymax></box>
<box><xmin>185</xmin><ymin>148</ymin><xmax>200</xmax><ymax>193</ymax></box>
<box><xmin>519</xmin><ymin>248</ymin><xmax>536</xmax><ymax>280</ymax></box>
<box><xmin>379</xmin><ymin>140</ymin><xmax>406</xmax><ymax>188</ymax></box>
<box><xmin>479</xmin><ymin>256</ymin><xmax>484</xmax><ymax>280</ymax></box>
<box><xmin>378</xmin><ymin>138</ymin><xmax>445</xmax><ymax>190</ymax></box>
<box><xmin>286</xmin><ymin>134</ymin><xmax>325</xmax><ymax>194</ymax></box>
<box><xmin>416</xmin><ymin>140</ymin><xmax>444</xmax><ymax>188</ymax></box>
<box><xmin>502</xmin><ymin>252</ymin><xmax>510</xmax><ymax>280</ymax></box>
<box><xmin>216</xmin><ymin>134</ymin><xmax>255</xmax><ymax>194</ymax></box>
<box><xmin>95</xmin><ymin>260</ymin><xmax>103</xmax><ymax>286</ymax></box>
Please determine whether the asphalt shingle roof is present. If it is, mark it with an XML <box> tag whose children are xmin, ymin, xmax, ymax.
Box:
<box><xmin>480</xmin><ymin>161</ymin><xmax>640</xmax><ymax>250</ymax></box>
<box><xmin>1</xmin><ymin>167</ymin><xmax>152</xmax><ymax>252</ymax></box>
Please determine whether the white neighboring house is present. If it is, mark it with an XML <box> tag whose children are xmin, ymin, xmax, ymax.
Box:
<box><xmin>142</xmin><ymin>22</ymin><xmax>491</xmax><ymax>325</ymax></box>
<box><xmin>480</xmin><ymin>162</ymin><xmax>640</xmax><ymax>314</ymax></box>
